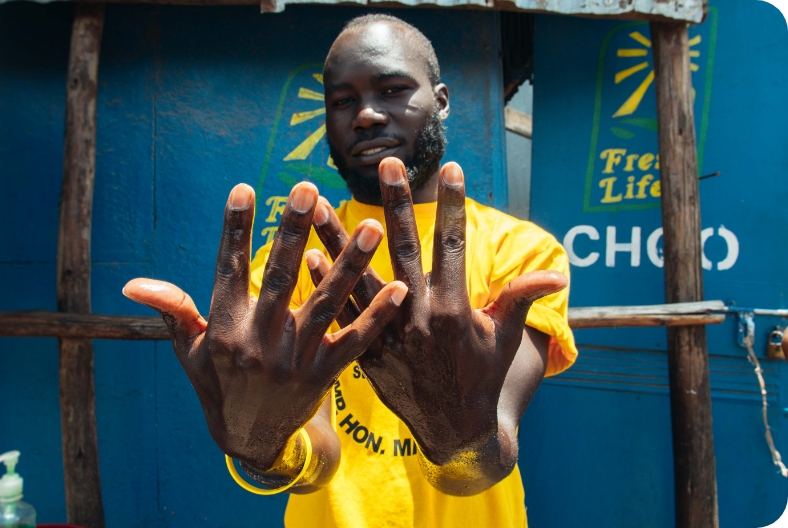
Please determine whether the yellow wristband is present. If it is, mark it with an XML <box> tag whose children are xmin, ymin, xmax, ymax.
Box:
<box><xmin>225</xmin><ymin>428</ymin><xmax>313</xmax><ymax>495</ymax></box>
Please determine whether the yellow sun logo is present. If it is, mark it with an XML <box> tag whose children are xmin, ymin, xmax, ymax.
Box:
<box><xmin>282</xmin><ymin>73</ymin><xmax>336</xmax><ymax>169</ymax></box>
<box><xmin>613</xmin><ymin>31</ymin><xmax>701</xmax><ymax>118</ymax></box>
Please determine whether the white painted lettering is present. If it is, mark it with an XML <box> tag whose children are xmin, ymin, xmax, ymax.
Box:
<box><xmin>562</xmin><ymin>225</ymin><xmax>738</xmax><ymax>270</ymax></box>
<box><xmin>701</xmin><ymin>227</ymin><xmax>714</xmax><ymax>270</ymax></box>
<box><xmin>606</xmin><ymin>226</ymin><xmax>641</xmax><ymax>267</ymax></box>
<box><xmin>563</xmin><ymin>225</ymin><xmax>600</xmax><ymax>267</ymax></box>
<box><xmin>717</xmin><ymin>226</ymin><xmax>739</xmax><ymax>271</ymax></box>
<box><xmin>647</xmin><ymin>227</ymin><xmax>663</xmax><ymax>268</ymax></box>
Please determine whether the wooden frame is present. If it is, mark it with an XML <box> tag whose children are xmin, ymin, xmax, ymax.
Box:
<box><xmin>57</xmin><ymin>5</ymin><xmax>106</xmax><ymax>527</ymax></box>
<box><xmin>651</xmin><ymin>21</ymin><xmax>717</xmax><ymax>528</ymax></box>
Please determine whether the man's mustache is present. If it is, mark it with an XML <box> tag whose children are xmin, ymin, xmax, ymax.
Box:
<box><xmin>346</xmin><ymin>131</ymin><xmax>406</xmax><ymax>155</ymax></box>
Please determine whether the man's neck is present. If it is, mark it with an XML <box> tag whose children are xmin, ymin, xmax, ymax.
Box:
<box><xmin>410</xmin><ymin>171</ymin><xmax>440</xmax><ymax>204</ymax></box>
<box><xmin>350</xmin><ymin>170</ymin><xmax>441</xmax><ymax>206</ymax></box>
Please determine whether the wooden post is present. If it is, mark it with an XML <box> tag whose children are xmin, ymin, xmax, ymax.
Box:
<box><xmin>651</xmin><ymin>21</ymin><xmax>719</xmax><ymax>528</ymax></box>
<box><xmin>58</xmin><ymin>4</ymin><xmax>106</xmax><ymax>527</ymax></box>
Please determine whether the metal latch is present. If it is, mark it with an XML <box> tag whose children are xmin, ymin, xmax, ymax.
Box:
<box><xmin>768</xmin><ymin>327</ymin><xmax>785</xmax><ymax>360</ymax></box>
<box><xmin>737</xmin><ymin>311</ymin><xmax>755</xmax><ymax>349</ymax></box>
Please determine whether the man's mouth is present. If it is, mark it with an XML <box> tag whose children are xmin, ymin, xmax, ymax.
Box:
<box><xmin>359</xmin><ymin>146</ymin><xmax>388</xmax><ymax>156</ymax></box>
<box><xmin>350</xmin><ymin>138</ymin><xmax>402</xmax><ymax>162</ymax></box>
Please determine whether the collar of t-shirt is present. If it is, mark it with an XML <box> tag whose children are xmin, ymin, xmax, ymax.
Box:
<box><xmin>345</xmin><ymin>197</ymin><xmax>438</xmax><ymax>232</ymax></box>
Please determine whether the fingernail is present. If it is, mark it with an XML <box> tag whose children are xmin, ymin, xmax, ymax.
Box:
<box><xmin>291</xmin><ymin>185</ymin><xmax>316</xmax><ymax>213</ymax></box>
<box><xmin>391</xmin><ymin>283</ymin><xmax>408</xmax><ymax>306</ymax></box>
<box><xmin>442</xmin><ymin>164</ymin><xmax>463</xmax><ymax>186</ymax></box>
<box><xmin>313</xmin><ymin>200</ymin><xmax>330</xmax><ymax>226</ymax></box>
<box><xmin>356</xmin><ymin>222</ymin><xmax>383</xmax><ymax>252</ymax></box>
<box><xmin>229</xmin><ymin>185</ymin><xmax>254</xmax><ymax>210</ymax></box>
<box><xmin>380</xmin><ymin>159</ymin><xmax>404</xmax><ymax>185</ymax></box>
<box><xmin>305</xmin><ymin>250</ymin><xmax>321</xmax><ymax>270</ymax></box>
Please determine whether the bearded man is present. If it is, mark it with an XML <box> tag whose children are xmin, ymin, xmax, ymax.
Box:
<box><xmin>124</xmin><ymin>13</ymin><xmax>577</xmax><ymax>528</ymax></box>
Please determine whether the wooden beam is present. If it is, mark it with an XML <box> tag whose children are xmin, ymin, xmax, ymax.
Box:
<box><xmin>651</xmin><ymin>21</ymin><xmax>718</xmax><ymax>528</ymax></box>
<box><xmin>0</xmin><ymin>302</ymin><xmax>727</xmax><ymax>340</ymax></box>
<box><xmin>0</xmin><ymin>312</ymin><xmax>171</xmax><ymax>340</ymax></box>
<box><xmin>58</xmin><ymin>4</ymin><xmax>105</xmax><ymax>527</ymax></box>
<box><xmin>570</xmin><ymin>300</ymin><xmax>725</xmax><ymax>328</ymax></box>
<box><xmin>571</xmin><ymin>314</ymin><xmax>723</xmax><ymax>328</ymax></box>
<box><xmin>504</xmin><ymin>107</ymin><xmax>533</xmax><ymax>139</ymax></box>
<box><xmin>570</xmin><ymin>300</ymin><xmax>725</xmax><ymax>317</ymax></box>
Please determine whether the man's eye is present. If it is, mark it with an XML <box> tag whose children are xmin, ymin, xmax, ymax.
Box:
<box><xmin>383</xmin><ymin>86</ymin><xmax>405</xmax><ymax>95</ymax></box>
<box><xmin>333</xmin><ymin>97</ymin><xmax>352</xmax><ymax>107</ymax></box>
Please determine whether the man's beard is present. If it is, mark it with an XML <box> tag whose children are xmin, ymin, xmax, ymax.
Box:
<box><xmin>328</xmin><ymin>109</ymin><xmax>447</xmax><ymax>205</ymax></box>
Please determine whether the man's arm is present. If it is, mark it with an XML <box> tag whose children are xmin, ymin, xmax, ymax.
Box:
<box><xmin>123</xmin><ymin>182</ymin><xmax>407</xmax><ymax>492</ymax></box>
<box><xmin>308</xmin><ymin>158</ymin><xmax>567</xmax><ymax>496</ymax></box>
<box><xmin>239</xmin><ymin>396</ymin><xmax>340</xmax><ymax>493</ymax></box>
<box><xmin>419</xmin><ymin>326</ymin><xmax>549</xmax><ymax>494</ymax></box>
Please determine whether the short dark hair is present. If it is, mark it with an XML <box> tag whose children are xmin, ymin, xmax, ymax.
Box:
<box><xmin>340</xmin><ymin>14</ymin><xmax>441</xmax><ymax>86</ymax></box>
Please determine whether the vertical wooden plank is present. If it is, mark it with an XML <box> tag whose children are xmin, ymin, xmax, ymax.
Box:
<box><xmin>58</xmin><ymin>4</ymin><xmax>106</xmax><ymax>527</ymax></box>
<box><xmin>650</xmin><ymin>21</ymin><xmax>719</xmax><ymax>528</ymax></box>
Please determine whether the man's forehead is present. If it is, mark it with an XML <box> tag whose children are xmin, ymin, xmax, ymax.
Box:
<box><xmin>325</xmin><ymin>22</ymin><xmax>430</xmax><ymax>84</ymax></box>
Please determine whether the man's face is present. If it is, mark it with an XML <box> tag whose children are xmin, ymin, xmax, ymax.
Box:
<box><xmin>323</xmin><ymin>23</ymin><xmax>449</xmax><ymax>204</ymax></box>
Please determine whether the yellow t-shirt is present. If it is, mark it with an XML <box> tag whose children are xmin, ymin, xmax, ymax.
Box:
<box><xmin>249</xmin><ymin>197</ymin><xmax>577</xmax><ymax>528</ymax></box>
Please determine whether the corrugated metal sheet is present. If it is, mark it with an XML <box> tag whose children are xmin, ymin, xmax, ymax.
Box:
<box><xmin>259</xmin><ymin>0</ymin><xmax>703</xmax><ymax>22</ymax></box>
<box><xmin>0</xmin><ymin>0</ymin><xmax>704</xmax><ymax>23</ymax></box>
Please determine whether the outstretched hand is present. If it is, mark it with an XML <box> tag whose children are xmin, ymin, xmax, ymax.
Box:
<box><xmin>123</xmin><ymin>182</ymin><xmax>407</xmax><ymax>472</ymax></box>
<box><xmin>308</xmin><ymin>158</ymin><xmax>567</xmax><ymax>469</ymax></box>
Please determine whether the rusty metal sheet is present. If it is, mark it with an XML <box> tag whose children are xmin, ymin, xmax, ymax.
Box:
<box><xmin>498</xmin><ymin>0</ymin><xmax>704</xmax><ymax>22</ymax></box>
<box><xmin>258</xmin><ymin>0</ymin><xmax>703</xmax><ymax>21</ymax></box>
<box><xmin>0</xmin><ymin>0</ymin><xmax>704</xmax><ymax>22</ymax></box>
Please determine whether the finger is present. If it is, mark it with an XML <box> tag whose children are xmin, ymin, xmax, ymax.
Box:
<box><xmin>431</xmin><ymin>162</ymin><xmax>471</xmax><ymax>315</ymax></box>
<box><xmin>326</xmin><ymin>281</ymin><xmax>408</xmax><ymax>367</ymax></box>
<box><xmin>298</xmin><ymin>219</ymin><xmax>384</xmax><ymax>346</ymax></box>
<box><xmin>122</xmin><ymin>278</ymin><xmax>207</xmax><ymax>355</ymax></box>
<box><xmin>312</xmin><ymin>197</ymin><xmax>349</xmax><ymax>259</ymax></box>
<box><xmin>313</xmin><ymin>197</ymin><xmax>385</xmax><ymax>309</ymax></box>
<box><xmin>255</xmin><ymin>182</ymin><xmax>318</xmax><ymax>331</ymax></box>
<box><xmin>305</xmin><ymin>249</ymin><xmax>361</xmax><ymax>328</ymax></box>
<box><xmin>207</xmin><ymin>184</ymin><xmax>255</xmax><ymax>332</ymax></box>
<box><xmin>379</xmin><ymin>157</ymin><xmax>426</xmax><ymax>296</ymax></box>
<box><xmin>484</xmin><ymin>270</ymin><xmax>568</xmax><ymax>352</ymax></box>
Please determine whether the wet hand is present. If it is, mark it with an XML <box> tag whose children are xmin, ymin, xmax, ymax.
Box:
<box><xmin>308</xmin><ymin>158</ymin><xmax>567</xmax><ymax>465</ymax></box>
<box><xmin>123</xmin><ymin>183</ymin><xmax>407</xmax><ymax>471</ymax></box>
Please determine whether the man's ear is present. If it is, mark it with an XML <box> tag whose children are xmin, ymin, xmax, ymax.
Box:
<box><xmin>434</xmin><ymin>83</ymin><xmax>450</xmax><ymax>120</ymax></box>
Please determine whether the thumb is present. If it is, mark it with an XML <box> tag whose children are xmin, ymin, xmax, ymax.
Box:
<box><xmin>485</xmin><ymin>270</ymin><xmax>568</xmax><ymax>335</ymax></box>
<box><xmin>123</xmin><ymin>278</ymin><xmax>207</xmax><ymax>350</ymax></box>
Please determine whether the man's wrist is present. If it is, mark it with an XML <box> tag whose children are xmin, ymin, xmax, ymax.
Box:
<box><xmin>239</xmin><ymin>429</ymin><xmax>309</xmax><ymax>487</ymax></box>
<box><xmin>416</xmin><ymin>425</ymin><xmax>516</xmax><ymax>496</ymax></box>
<box><xmin>405</xmin><ymin>407</ymin><xmax>499</xmax><ymax>465</ymax></box>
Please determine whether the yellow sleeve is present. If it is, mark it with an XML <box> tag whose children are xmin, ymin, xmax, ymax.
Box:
<box><xmin>486</xmin><ymin>217</ymin><xmax>578</xmax><ymax>377</ymax></box>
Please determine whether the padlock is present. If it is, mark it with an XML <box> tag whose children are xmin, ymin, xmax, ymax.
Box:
<box><xmin>767</xmin><ymin>326</ymin><xmax>785</xmax><ymax>360</ymax></box>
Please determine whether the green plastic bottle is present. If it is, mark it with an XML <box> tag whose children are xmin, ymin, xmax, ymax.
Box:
<box><xmin>0</xmin><ymin>451</ymin><xmax>35</xmax><ymax>528</ymax></box>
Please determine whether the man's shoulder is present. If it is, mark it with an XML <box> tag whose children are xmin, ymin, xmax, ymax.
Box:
<box><xmin>464</xmin><ymin>197</ymin><xmax>561</xmax><ymax>249</ymax></box>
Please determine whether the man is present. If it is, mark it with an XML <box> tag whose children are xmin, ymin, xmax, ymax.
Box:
<box><xmin>123</xmin><ymin>14</ymin><xmax>577</xmax><ymax>527</ymax></box>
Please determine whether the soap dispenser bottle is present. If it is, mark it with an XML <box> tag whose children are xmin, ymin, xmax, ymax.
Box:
<box><xmin>0</xmin><ymin>451</ymin><xmax>35</xmax><ymax>528</ymax></box>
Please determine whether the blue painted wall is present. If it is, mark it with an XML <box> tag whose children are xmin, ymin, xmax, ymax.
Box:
<box><xmin>526</xmin><ymin>2</ymin><xmax>788</xmax><ymax>527</ymax></box>
<box><xmin>2</xmin><ymin>1</ymin><xmax>787</xmax><ymax>527</ymax></box>
<box><xmin>0</xmin><ymin>4</ymin><xmax>506</xmax><ymax>525</ymax></box>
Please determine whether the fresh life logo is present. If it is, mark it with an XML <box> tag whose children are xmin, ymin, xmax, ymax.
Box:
<box><xmin>254</xmin><ymin>64</ymin><xmax>349</xmax><ymax>250</ymax></box>
<box><xmin>583</xmin><ymin>11</ymin><xmax>718</xmax><ymax>213</ymax></box>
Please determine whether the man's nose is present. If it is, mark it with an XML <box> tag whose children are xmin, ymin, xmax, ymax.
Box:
<box><xmin>352</xmin><ymin>105</ymin><xmax>388</xmax><ymax>130</ymax></box>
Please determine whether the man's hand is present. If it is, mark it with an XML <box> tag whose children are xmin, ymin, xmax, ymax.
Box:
<box><xmin>123</xmin><ymin>182</ymin><xmax>407</xmax><ymax>478</ymax></box>
<box><xmin>308</xmin><ymin>158</ymin><xmax>567</xmax><ymax>494</ymax></box>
